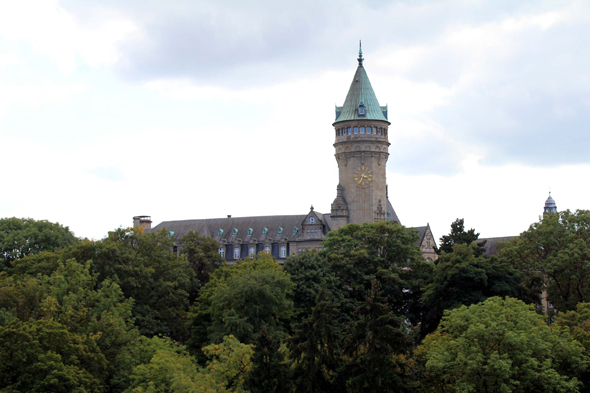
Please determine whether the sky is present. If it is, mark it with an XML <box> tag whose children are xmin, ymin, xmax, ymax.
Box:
<box><xmin>1</xmin><ymin>0</ymin><xmax>589</xmax><ymax>241</ymax></box>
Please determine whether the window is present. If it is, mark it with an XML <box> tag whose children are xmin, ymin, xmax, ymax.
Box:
<box><xmin>262</xmin><ymin>227</ymin><xmax>268</xmax><ymax>236</ymax></box>
<box><xmin>232</xmin><ymin>228</ymin><xmax>238</xmax><ymax>235</ymax></box>
<box><xmin>234</xmin><ymin>247</ymin><xmax>240</xmax><ymax>259</ymax></box>
<box><xmin>218</xmin><ymin>228</ymin><xmax>224</xmax><ymax>236</ymax></box>
<box><xmin>348</xmin><ymin>127</ymin><xmax>351</xmax><ymax>135</ymax></box>
<box><xmin>280</xmin><ymin>246</ymin><xmax>286</xmax><ymax>258</ymax></box>
<box><xmin>278</xmin><ymin>227</ymin><xmax>283</xmax><ymax>235</ymax></box>
<box><xmin>360</xmin><ymin>127</ymin><xmax>365</xmax><ymax>134</ymax></box>
<box><xmin>309</xmin><ymin>217</ymin><xmax>315</xmax><ymax>224</ymax></box>
<box><xmin>249</xmin><ymin>246</ymin><xmax>255</xmax><ymax>258</ymax></box>
<box><xmin>219</xmin><ymin>247</ymin><xmax>225</xmax><ymax>258</ymax></box>
<box><xmin>307</xmin><ymin>230</ymin><xmax>310</xmax><ymax>239</ymax></box>
<box><xmin>354</xmin><ymin>127</ymin><xmax>358</xmax><ymax>134</ymax></box>
<box><xmin>293</xmin><ymin>227</ymin><xmax>298</xmax><ymax>235</ymax></box>
<box><xmin>247</xmin><ymin>227</ymin><xmax>253</xmax><ymax>236</ymax></box>
<box><xmin>358</xmin><ymin>105</ymin><xmax>366</xmax><ymax>116</ymax></box>
<box><xmin>264</xmin><ymin>246</ymin><xmax>270</xmax><ymax>254</ymax></box>
<box><xmin>367</xmin><ymin>127</ymin><xmax>372</xmax><ymax>134</ymax></box>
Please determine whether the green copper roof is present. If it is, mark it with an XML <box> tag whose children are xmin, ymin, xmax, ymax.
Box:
<box><xmin>334</xmin><ymin>53</ymin><xmax>389</xmax><ymax>124</ymax></box>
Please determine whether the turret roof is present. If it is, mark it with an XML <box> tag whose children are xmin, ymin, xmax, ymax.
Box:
<box><xmin>334</xmin><ymin>46</ymin><xmax>389</xmax><ymax>124</ymax></box>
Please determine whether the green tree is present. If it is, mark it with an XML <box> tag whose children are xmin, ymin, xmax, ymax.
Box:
<box><xmin>283</xmin><ymin>250</ymin><xmax>342</xmax><ymax>322</ymax></box>
<box><xmin>421</xmin><ymin>243</ymin><xmax>522</xmax><ymax>336</ymax></box>
<box><xmin>245</xmin><ymin>325</ymin><xmax>292</xmax><ymax>393</ymax></box>
<box><xmin>288</xmin><ymin>288</ymin><xmax>345</xmax><ymax>393</ymax></box>
<box><xmin>322</xmin><ymin>221</ymin><xmax>431</xmax><ymax>330</ymax></box>
<box><xmin>178</xmin><ymin>230</ymin><xmax>224</xmax><ymax>300</ymax></box>
<box><xmin>502</xmin><ymin>210</ymin><xmax>590</xmax><ymax>311</ymax></box>
<box><xmin>0</xmin><ymin>217</ymin><xmax>78</xmax><ymax>271</ymax></box>
<box><xmin>188</xmin><ymin>253</ymin><xmax>293</xmax><ymax>359</ymax></box>
<box><xmin>70</xmin><ymin>228</ymin><xmax>195</xmax><ymax>340</ymax></box>
<box><xmin>417</xmin><ymin>297</ymin><xmax>587</xmax><ymax>393</ymax></box>
<box><xmin>343</xmin><ymin>279</ymin><xmax>408</xmax><ymax>393</ymax></box>
<box><xmin>434</xmin><ymin>218</ymin><xmax>486</xmax><ymax>256</ymax></box>
<box><xmin>0</xmin><ymin>318</ymin><xmax>107</xmax><ymax>393</ymax></box>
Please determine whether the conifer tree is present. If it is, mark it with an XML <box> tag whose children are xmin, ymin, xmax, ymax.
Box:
<box><xmin>245</xmin><ymin>325</ymin><xmax>291</xmax><ymax>393</ymax></box>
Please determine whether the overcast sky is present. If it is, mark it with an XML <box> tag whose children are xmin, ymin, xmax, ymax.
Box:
<box><xmin>1</xmin><ymin>0</ymin><xmax>589</xmax><ymax>241</ymax></box>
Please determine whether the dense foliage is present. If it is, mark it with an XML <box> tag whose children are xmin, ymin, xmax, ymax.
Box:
<box><xmin>2</xmin><ymin>213</ymin><xmax>590</xmax><ymax>392</ymax></box>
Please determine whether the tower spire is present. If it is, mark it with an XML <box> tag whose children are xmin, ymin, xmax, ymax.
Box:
<box><xmin>358</xmin><ymin>40</ymin><xmax>364</xmax><ymax>66</ymax></box>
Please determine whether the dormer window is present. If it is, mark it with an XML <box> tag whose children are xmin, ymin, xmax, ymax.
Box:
<box><xmin>358</xmin><ymin>103</ymin><xmax>366</xmax><ymax>116</ymax></box>
<box><xmin>262</xmin><ymin>227</ymin><xmax>268</xmax><ymax>236</ymax></box>
<box><xmin>218</xmin><ymin>228</ymin><xmax>224</xmax><ymax>237</ymax></box>
<box><xmin>278</xmin><ymin>227</ymin><xmax>283</xmax><ymax>235</ymax></box>
<box><xmin>293</xmin><ymin>227</ymin><xmax>298</xmax><ymax>235</ymax></box>
<box><xmin>309</xmin><ymin>217</ymin><xmax>315</xmax><ymax>224</ymax></box>
<box><xmin>247</xmin><ymin>227</ymin><xmax>253</xmax><ymax>236</ymax></box>
<box><xmin>232</xmin><ymin>228</ymin><xmax>238</xmax><ymax>235</ymax></box>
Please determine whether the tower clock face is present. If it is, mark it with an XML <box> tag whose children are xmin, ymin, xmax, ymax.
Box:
<box><xmin>354</xmin><ymin>166</ymin><xmax>373</xmax><ymax>187</ymax></box>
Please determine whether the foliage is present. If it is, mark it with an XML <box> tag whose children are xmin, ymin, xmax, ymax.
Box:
<box><xmin>283</xmin><ymin>250</ymin><xmax>342</xmax><ymax>322</ymax></box>
<box><xmin>187</xmin><ymin>253</ymin><xmax>294</xmax><ymax>360</ymax></box>
<box><xmin>421</xmin><ymin>243</ymin><xmax>523</xmax><ymax>336</ymax></box>
<box><xmin>178</xmin><ymin>230</ymin><xmax>225</xmax><ymax>300</ymax></box>
<box><xmin>502</xmin><ymin>210</ymin><xmax>590</xmax><ymax>311</ymax></box>
<box><xmin>417</xmin><ymin>297</ymin><xmax>587</xmax><ymax>393</ymax></box>
<box><xmin>125</xmin><ymin>335</ymin><xmax>253</xmax><ymax>393</ymax></box>
<box><xmin>245</xmin><ymin>326</ymin><xmax>292</xmax><ymax>393</ymax></box>
<box><xmin>322</xmin><ymin>221</ymin><xmax>431</xmax><ymax>328</ymax></box>
<box><xmin>0</xmin><ymin>217</ymin><xmax>79</xmax><ymax>271</ymax></box>
<box><xmin>342</xmin><ymin>279</ymin><xmax>408</xmax><ymax>393</ymax></box>
<box><xmin>288</xmin><ymin>288</ymin><xmax>344</xmax><ymax>393</ymax></box>
<box><xmin>0</xmin><ymin>318</ymin><xmax>107</xmax><ymax>393</ymax></box>
<box><xmin>434</xmin><ymin>218</ymin><xmax>486</xmax><ymax>257</ymax></box>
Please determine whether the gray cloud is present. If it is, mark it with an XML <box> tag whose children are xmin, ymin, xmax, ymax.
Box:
<box><xmin>61</xmin><ymin>0</ymin><xmax>590</xmax><ymax>174</ymax></box>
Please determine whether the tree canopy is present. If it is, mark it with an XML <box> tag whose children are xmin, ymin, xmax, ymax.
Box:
<box><xmin>0</xmin><ymin>217</ymin><xmax>79</xmax><ymax>271</ymax></box>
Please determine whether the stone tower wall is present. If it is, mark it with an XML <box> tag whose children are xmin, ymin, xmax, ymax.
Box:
<box><xmin>333</xmin><ymin>119</ymin><xmax>390</xmax><ymax>225</ymax></box>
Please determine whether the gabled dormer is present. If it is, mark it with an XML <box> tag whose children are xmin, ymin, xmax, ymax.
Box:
<box><xmin>302</xmin><ymin>205</ymin><xmax>323</xmax><ymax>240</ymax></box>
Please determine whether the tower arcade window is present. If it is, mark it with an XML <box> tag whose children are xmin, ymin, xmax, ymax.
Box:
<box><xmin>368</xmin><ymin>126</ymin><xmax>372</xmax><ymax>133</ymax></box>
<box><xmin>348</xmin><ymin>127</ymin><xmax>351</xmax><ymax>135</ymax></box>
<box><xmin>360</xmin><ymin>127</ymin><xmax>365</xmax><ymax>134</ymax></box>
<box><xmin>354</xmin><ymin>127</ymin><xmax>358</xmax><ymax>134</ymax></box>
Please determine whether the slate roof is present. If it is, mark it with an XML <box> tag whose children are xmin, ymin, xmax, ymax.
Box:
<box><xmin>150</xmin><ymin>214</ymin><xmax>321</xmax><ymax>243</ymax></box>
<box><xmin>334</xmin><ymin>62</ymin><xmax>389</xmax><ymax>124</ymax></box>
<box><xmin>478</xmin><ymin>236</ymin><xmax>517</xmax><ymax>257</ymax></box>
<box><xmin>149</xmin><ymin>212</ymin><xmax>424</xmax><ymax>245</ymax></box>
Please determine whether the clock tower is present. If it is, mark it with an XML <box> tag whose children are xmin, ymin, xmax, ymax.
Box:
<box><xmin>330</xmin><ymin>43</ymin><xmax>398</xmax><ymax>229</ymax></box>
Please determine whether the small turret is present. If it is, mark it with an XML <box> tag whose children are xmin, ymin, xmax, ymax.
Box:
<box><xmin>543</xmin><ymin>192</ymin><xmax>557</xmax><ymax>215</ymax></box>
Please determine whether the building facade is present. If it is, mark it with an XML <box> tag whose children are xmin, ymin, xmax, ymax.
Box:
<box><xmin>135</xmin><ymin>46</ymin><xmax>437</xmax><ymax>262</ymax></box>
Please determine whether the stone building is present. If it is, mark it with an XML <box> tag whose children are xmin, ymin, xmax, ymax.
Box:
<box><xmin>134</xmin><ymin>46</ymin><xmax>438</xmax><ymax>263</ymax></box>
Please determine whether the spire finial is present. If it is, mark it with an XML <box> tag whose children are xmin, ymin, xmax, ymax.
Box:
<box><xmin>358</xmin><ymin>40</ymin><xmax>364</xmax><ymax>66</ymax></box>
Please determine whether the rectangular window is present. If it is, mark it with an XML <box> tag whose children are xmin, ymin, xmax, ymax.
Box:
<box><xmin>307</xmin><ymin>230</ymin><xmax>310</xmax><ymax>239</ymax></box>
<box><xmin>368</xmin><ymin>127</ymin><xmax>372</xmax><ymax>134</ymax></box>
<box><xmin>354</xmin><ymin>127</ymin><xmax>358</xmax><ymax>134</ymax></box>
<box><xmin>360</xmin><ymin>127</ymin><xmax>365</xmax><ymax>134</ymax></box>
<box><xmin>264</xmin><ymin>246</ymin><xmax>270</xmax><ymax>254</ymax></box>
<box><xmin>348</xmin><ymin>127</ymin><xmax>351</xmax><ymax>135</ymax></box>
<box><xmin>249</xmin><ymin>246</ymin><xmax>255</xmax><ymax>258</ymax></box>
<box><xmin>280</xmin><ymin>246</ymin><xmax>286</xmax><ymax>258</ymax></box>
<box><xmin>219</xmin><ymin>247</ymin><xmax>225</xmax><ymax>258</ymax></box>
<box><xmin>234</xmin><ymin>247</ymin><xmax>240</xmax><ymax>259</ymax></box>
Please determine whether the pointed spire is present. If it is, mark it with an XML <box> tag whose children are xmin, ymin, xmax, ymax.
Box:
<box><xmin>358</xmin><ymin>40</ymin><xmax>364</xmax><ymax>66</ymax></box>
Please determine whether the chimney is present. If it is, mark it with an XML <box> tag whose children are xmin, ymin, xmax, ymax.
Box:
<box><xmin>133</xmin><ymin>216</ymin><xmax>152</xmax><ymax>231</ymax></box>
<box><xmin>227</xmin><ymin>215</ymin><xmax>232</xmax><ymax>218</ymax></box>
